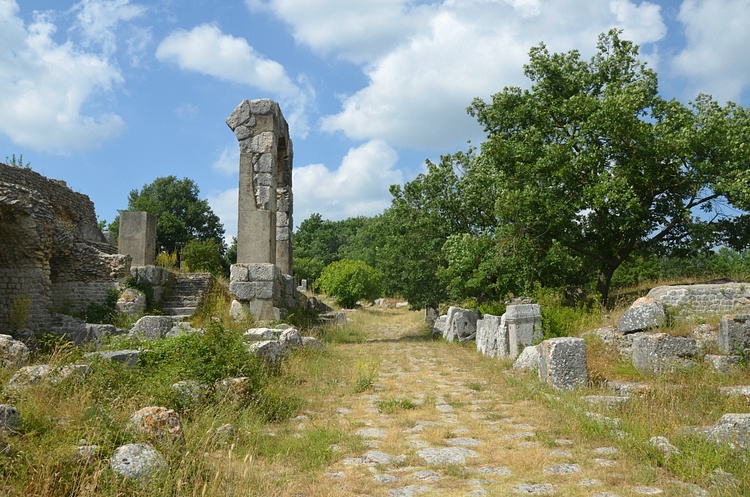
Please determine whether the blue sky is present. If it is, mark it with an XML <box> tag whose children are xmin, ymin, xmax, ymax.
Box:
<box><xmin>1</xmin><ymin>0</ymin><xmax>749</xmax><ymax>243</ymax></box>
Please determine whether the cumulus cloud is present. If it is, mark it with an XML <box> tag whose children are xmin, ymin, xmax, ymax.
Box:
<box><xmin>315</xmin><ymin>0</ymin><xmax>666</xmax><ymax>149</ymax></box>
<box><xmin>0</xmin><ymin>1</ymin><xmax>125</xmax><ymax>153</ymax></box>
<box><xmin>211</xmin><ymin>145</ymin><xmax>239</xmax><ymax>176</ymax></box>
<box><xmin>293</xmin><ymin>140</ymin><xmax>403</xmax><ymax>225</ymax></box>
<box><xmin>672</xmin><ymin>0</ymin><xmax>750</xmax><ymax>102</ymax></box>
<box><xmin>246</xmin><ymin>0</ymin><xmax>433</xmax><ymax>63</ymax></box>
<box><xmin>71</xmin><ymin>0</ymin><xmax>147</xmax><ymax>57</ymax></box>
<box><xmin>155</xmin><ymin>23</ymin><xmax>314</xmax><ymax>137</ymax></box>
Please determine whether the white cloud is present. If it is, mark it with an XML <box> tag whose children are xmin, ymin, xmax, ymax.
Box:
<box><xmin>322</xmin><ymin>0</ymin><xmax>666</xmax><ymax>149</ymax></box>
<box><xmin>207</xmin><ymin>187</ymin><xmax>239</xmax><ymax>244</ymax></box>
<box><xmin>293</xmin><ymin>140</ymin><xmax>403</xmax><ymax>225</ymax></box>
<box><xmin>211</xmin><ymin>145</ymin><xmax>239</xmax><ymax>176</ymax></box>
<box><xmin>71</xmin><ymin>0</ymin><xmax>147</xmax><ymax>57</ymax></box>
<box><xmin>0</xmin><ymin>1</ymin><xmax>125</xmax><ymax>153</ymax></box>
<box><xmin>155</xmin><ymin>23</ymin><xmax>313</xmax><ymax>137</ymax></box>
<box><xmin>246</xmin><ymin>0</ymin><xmax>434</xmax><ymax>63</ymax></box>
<box><xmin>318</xmin><ymin>0</ymin><xmax>666</xmax><ymax>149</ymax></box>
<box><xmin>672</xmin><ymin>0</ymin><xmax>750</xmax><ymax>102</ymax></box>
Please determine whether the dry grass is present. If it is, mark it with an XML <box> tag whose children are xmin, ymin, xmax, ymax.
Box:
<box><xmin>4</xmin><ymin>290</ymin><xmax>750</xmax><ymax>496</ymax></box>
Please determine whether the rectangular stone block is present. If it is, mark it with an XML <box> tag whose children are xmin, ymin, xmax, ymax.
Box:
<box><xmin>476</xmin><ymin>314</ymin><xmax>508</xmax><ymax>358</ymax></box>
<box><xmin>230</xmin><ymin>264</ymin><xmax>249</xmax><ymax>282</ymax></box>
<box><xmin>444</xmin><ymin>306</ymin><xmax>479</xmax><ymax>343</ymax></box>
<box><xmin>229</xmin><ymin>281</ymin><xmax>274</xmax><ymax>301</ymax></box>
<box><xmin>506</xmin><ymin>304</ymin><xmax>542</xmax><ymax>356</ymax></box>
<box><xmin>538</xmin><ymin>337</ymin><xmax>588</xmax><ymax>390</ymax></box>
<box><xmin>237</xmin><ymin>210</ymin><xmax>275</xmax><ymax>264</ymax></box>
<box><xmin>632</xmin><ymin>333</ymin><xmax>702</xmax><ymax>374</ymax></box>
<box><xmin>254</xmin><ymin>153</ymin><xmax>274</xmax><ymax>173</ymax></box>
<box><xmin>247</xmin><ymin>263</ymin><xmax>280</xmax><ymax>282</ymax></box>
<box><xmin>250</xmin><ymin>132</ymin><xmax>276</xmax><ymax>153</ymax></box>
<box><xmin>718</xmin><ymin>314</ymin><xmax>750</xmax><ymax>354</ymax></box>
<box><xmin>118</xmin><ymin>211</ymin><xmax>156</xmax><ymax>266</ymax></box>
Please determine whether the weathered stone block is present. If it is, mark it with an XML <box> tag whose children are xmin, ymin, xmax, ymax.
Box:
<box><xmin>130</xmin><ymin>316</ymin><xmax>173</xmax><ymax>340</ymax></box>
<box><xmin>444</xmin><ymin>307</ymin><xmax>479</xmax><ymax>342</ymax></box>
<box><xmin>618</xmin><ymin>297</ymin><xmax>666</xmax><ymax>334</ymax></box>
<box><xmin>280</xmin><ymin>327</ymin><xmax>302</xmax><ymax>353</ymax></box>
<box><xmin>476</xmin><ymin>314</ymin><xmax>509</xmax><ymax>358</ymax></box>
<box><xmin>432</xmin><ymin>315</ymin><xmax>447</xmax><ymax>338</ymax></box>
<box><xmin>538</xmin><ymin>337</ymin><xmax>588</xmax><ymax>390</ymax></box>
<box><xmin>86</xmin><ymin>349</ymin><xmax>143</xmax><ymax>368</ymax></box>
<box><xmin>128</xmin><ymin>406</ymin><xmax>183</xmax><ymax>445</ymax></box>
<box><xmin>117</xmin><ymin>288</ymin><xmax>147</xmax><ymax>316</ymax></box>
<box><xmin>513</xmin><ymin>345</ymin><xmax>541</xmax><ymax>371</ymax></box>
<box><xmin>506</xmin><ymin>304</ymin><xmax>542</xmax><ymax>356</ymax></box>
<box><xmin>718</xmin><ymin>314</ymin><xmax>750</xmax><ymax>355</ymax></box>
<box><xmin>230</xmin><ymin>264</ymin><xmax>249</xmax><ymax>282</ymax></box>
<box><xmin>704</xmin><ymin>354</ymin><xmax>742</xmax><ymax>373</ymax></box>
<box><xmin>708</xmin><ymin>413</ymin><xmax>750</xmax><ymax>450</ymax></box>
<box><xmin>0</xmin><ymin>334</ymin><xmax>29</xmax><ymax>369</ymax></box>
<box><xmin>229</xmin><ymin>281</ymin><xmax>274</xmax><ymax>301</ymax></box>
<box><xmin>243</xmin><ymin>328</ymin><xmax>281</xmax><ymax>341</ymax></box>
<box><xmin>632</xmin><ymin>333</ymin><xmax>703</xmax><ymax>374</ymax></box>
<box><xmin>0</xmin><ymin>404</ymin><xmax>20</xmax><ymax>432</ymax></box>
<box><xmin>246</xmin><ymin>340</ymin><xmax>283</xmax><ymax>368</ymax></box>
<box><xmin>119</xmin><ymin>212</ymin><xmax>156</xmax><ymax>266</ymax></box>
<box><xmin>110</xmin><ymin>443</ymin><xmax>167</xmax><ymax>481</ymax></box>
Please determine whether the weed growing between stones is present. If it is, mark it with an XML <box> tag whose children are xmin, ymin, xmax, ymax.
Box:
<box><xmin>374</xmin><ymin>398</ymin><xmax>418</xmax><ymax>414</ymax></box>
<box><xmin>352</xmin><ymin>359</ymin><xmax>378</xmax><ymax>393</ymax></box>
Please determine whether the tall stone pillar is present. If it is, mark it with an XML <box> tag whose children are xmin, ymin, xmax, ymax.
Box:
<box><xmin>226</xmin><ymin>99</ymin><xmax>297</xmax><ymax>322</ymax></box>
<box><xmin>226</xmin><ymin>99</ymin><xmax>293</xmax><ymax>272</ymax></box>
<box><xmin>118</xmin><ymin>211</ymin><xmax>156</xmax><ymax>266</ymax></box>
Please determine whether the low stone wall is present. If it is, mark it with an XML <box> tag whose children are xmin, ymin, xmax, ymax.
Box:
<box><xmin>647</xmin><ymin>283</ymin><xmax>750</xmax><ymax>314</ymax></box>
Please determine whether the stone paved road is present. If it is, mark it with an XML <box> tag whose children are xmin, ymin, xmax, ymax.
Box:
<box><xmin>310</xmin><ymin>316</ymin><xmax>707</xmax><ymax>497</ymax></box>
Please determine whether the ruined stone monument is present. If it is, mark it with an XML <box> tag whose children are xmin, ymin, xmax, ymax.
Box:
<box><xmin>118</xmin><ymin>211</ymin><xmax>156</xmax><ymax>266</ymax></box>
<box><xmin>0</xmin><ymin>164</ymin><xmax>130</xmax><ymax>335</ymax></box>
<box><xmin>226</xmin><ymin>99</ymin><xmax>297</xmax><ymax>321</ymax></box>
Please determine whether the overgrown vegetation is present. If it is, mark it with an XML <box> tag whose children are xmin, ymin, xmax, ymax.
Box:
<box><xmin>317</xmin><ymin>259</ymin><xmax>383</xmax><ymax>308</ymax></box>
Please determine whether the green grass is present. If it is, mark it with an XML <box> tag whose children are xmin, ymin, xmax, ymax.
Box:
<box><xmin>374</xmin><ymin>398</ymin><xmax>418</xmax><ymax>414</ymax></box>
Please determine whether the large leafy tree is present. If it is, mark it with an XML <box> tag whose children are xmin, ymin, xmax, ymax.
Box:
<box><xmin>112</xmin><ymin>176</ymin><xmax>225</xmax><ymax>253</ymax></box>
<box><xmin>468</xmin><ymin>29</ymin><xmax>750</xmax><ymax>305</ymax></box>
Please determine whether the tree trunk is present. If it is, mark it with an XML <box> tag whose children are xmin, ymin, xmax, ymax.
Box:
<box><xmin>597</xmin><ymin>264</ymin><xmax>617</xmax><ymax>308</ymax></box>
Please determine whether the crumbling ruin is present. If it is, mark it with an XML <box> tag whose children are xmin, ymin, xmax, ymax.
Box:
<box><xmin>0</xmin><ymin>164</ymin><xmax>130</xmax><ymax>334</ymax></box>
<box><xmin>226</xmin><ymin>99</ymin><xmax>300</xmax><ymax>321</ymax></box>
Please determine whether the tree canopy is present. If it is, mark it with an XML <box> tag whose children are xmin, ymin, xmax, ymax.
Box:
<box><xmin>467</xmin><ymin>29</ymin><xmax>750</xmax><ymax>304</ymax></box>
<box><xmin>112</xmin><ymin>176</ymin><xmax>225</xmax><ymax>254</ymax></box>
<box><xmin>292</xmin><ymin>31</ymin><xmax>750</xmax><ymax>309</ymax></box>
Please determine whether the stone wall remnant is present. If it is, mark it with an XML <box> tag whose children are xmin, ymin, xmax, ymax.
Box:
<box><xmin>647</xmin><ymin>283</ymin><xmax>750</xmax><ymax>314</ymax></box>
<box><xmin>0</xmin><ymin>163</ymin><xmax>130</xmax><ymax>334</ymax></box>
<box><xmin>118</xmin><ymin>211</ymin><xmax>156</xmax><ymax>266</ymax></box>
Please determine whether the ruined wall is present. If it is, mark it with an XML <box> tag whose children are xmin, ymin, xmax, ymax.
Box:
<box><xmin>0</xmin><ymin>164</ymin><xmax>130</xmax><ymax>333</ymax></box>
<box><xmin>648</xmin><ymin>283</ymin><xmax>750</xmax><ymax>314</ymax></box>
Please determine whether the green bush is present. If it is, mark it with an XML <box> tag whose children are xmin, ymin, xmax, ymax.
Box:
<box><xmin>317</xmin><ymin>259</ymin><xmax>383</xmax><ymax>308</ymax></box>
<box><xmin>139</xmin><ymin>320</ymin><xmax>261</xmax><ymax>387</ymax></box>
<box><xmin>181</xmin><ymin>238</ymin><xmax>224</xmax><ymax>276</ymax></box>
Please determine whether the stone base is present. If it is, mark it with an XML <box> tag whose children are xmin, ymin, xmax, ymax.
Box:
<box><xmin>229</xmin><ymin>263</ymin><xmax>295</xmax><ymax>322</ymax></box>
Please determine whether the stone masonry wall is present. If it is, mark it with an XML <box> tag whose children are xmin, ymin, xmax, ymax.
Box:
<box><xmin>647</xmin><ymin>283</ymin><xmax>750</xmax><ymax>314</ymax></box>
<box><xmin>0</xmin><ymin>164</ymin><xmax>130</xmax><ymax>334</ymax></box>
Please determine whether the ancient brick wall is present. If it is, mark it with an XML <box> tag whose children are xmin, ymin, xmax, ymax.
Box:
<box><xmin>0</xmin><ymin>164</ymin><xmax>130</xmax><ymax>334</ymax></box>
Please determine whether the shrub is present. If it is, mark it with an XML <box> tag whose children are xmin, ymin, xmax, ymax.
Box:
<box><xmin>181</xmin><ymin>238</ymin><xmax>224</xmax><ymax>275</ymax></box>
<box><xmin>317</xmin><ymin>259</ymin><xmax>383</xmax><ymax>308</ymax></box>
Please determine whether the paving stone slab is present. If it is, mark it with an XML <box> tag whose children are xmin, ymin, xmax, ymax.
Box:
<box><xmin>416</xmin><ymin>447</ymin><xmax>478</xmax><ymax>465</ymax></box>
